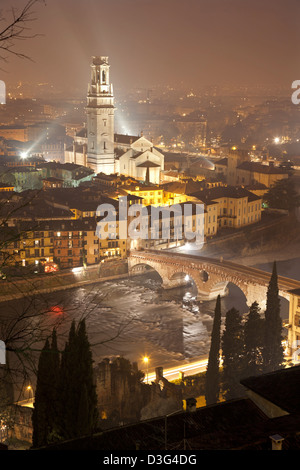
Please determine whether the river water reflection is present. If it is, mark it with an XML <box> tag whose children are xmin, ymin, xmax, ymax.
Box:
<box><xmin>0</xmin><ymin>257</ymin><xmax>298</xmax><ymax>378</ymax></box>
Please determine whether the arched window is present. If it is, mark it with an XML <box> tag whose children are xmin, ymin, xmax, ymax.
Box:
<box><xmin>102</xmin><ymin>70</ymin><xmax>106</xmax><ymax>83</ymax></box>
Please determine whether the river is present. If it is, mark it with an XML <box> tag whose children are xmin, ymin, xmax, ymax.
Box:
<box><xmin>1</xmin><ymin>254</ymin><xmax>298</xmax><ymax>388</ymax></box>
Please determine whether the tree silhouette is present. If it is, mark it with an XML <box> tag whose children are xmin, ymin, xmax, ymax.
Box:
<box><xmin>205</xmin><ymin>295</ymin><xmax>222</xmax><ymax>406</ymax></box>
<box><xmin>221</xmin><ymin>307</ymin><xmax>244</xmax><ymax>400</ymax></box>
<box><xmin>242</xmin><ymin>301</ymin><xmax>264</xmax><ymax>378</ymax></box>
<box><xmin>262</xmin><ymin>261</ymin><xmax>284</xmax><ymax>373</ymax></box>
<box><xmin>263</xmin><ymin>178</ymin><xmax>300</xmax><ymax>212</ymax></box>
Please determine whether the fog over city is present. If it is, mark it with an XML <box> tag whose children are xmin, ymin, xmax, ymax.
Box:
<box><xmin>1</xmin><ymin>0</ymin><xmax>300</xmax><ymax>95</ymax></box>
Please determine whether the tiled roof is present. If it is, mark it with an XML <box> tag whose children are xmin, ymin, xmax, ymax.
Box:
<box><xmin>288</xmin><ymin>288</ymin><xmax>300</xmax><ymax>296</ymax></box>
<box><xmin>136</xmin><ymin>161</ymin><xmax>160</xmax><ymax>168</ymax></box>
<box><xmin>237</xmin><ymin>161</ymin><xmax>289</xmax><ymax>175</ymax></box>
<box><xmin>241</xmin><ymin>365</ymin><xmax>300</xmax><ymax>414</ymax></box>
<box><xmin>114</xmin><ymin>133</ymin><xmax>140</xmax><ymax>145</ymax></box>
<box><xmin>37</xmin><ymin>398</ymin><xmax>272</xmax><ymax>450</ymax></box>
<box><xmin>35</xmin><ymin>365</ymin><xmax>300</xmax><ymax>450</ymax></box>
<box><xmin>161</xmin><ymin>180</ymin><xmax>204</xmax><ymax>195</ymax></box>
<box><xmin>192</xmin><ymin>185</ymin><xmax>262</xmax><ymax>203</ymax></box>
<box><xmin>215</xmin><ymin>157</ymin><xmax>228</xmax><ymax>166</ymax></box>
<box><xmin>19</xmin><ymin>217</ymin><xmax>97</xmax><ymax>232</ymax></box>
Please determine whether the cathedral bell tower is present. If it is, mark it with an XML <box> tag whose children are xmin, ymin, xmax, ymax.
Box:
<box><xmin>86</xmin><ymin>56</ymin><xmax>115</xmax><ymax>174</ymax></box>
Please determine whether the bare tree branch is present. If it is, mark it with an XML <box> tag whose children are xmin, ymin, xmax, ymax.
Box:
<box><xmin>0</xmin><ymin>0</ymin><xmax>45</xmax><ymax>63</ymax></box>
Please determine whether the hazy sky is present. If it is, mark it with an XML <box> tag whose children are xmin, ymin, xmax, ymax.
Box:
<box><xmin>1</xmin><ymin>0</ymin><xmax>300</xmax><ymax>95</ymax></box>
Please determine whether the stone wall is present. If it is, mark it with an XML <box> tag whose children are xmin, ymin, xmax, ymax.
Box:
<box><xmin>94</xmin><ymin>359</ymin><xmax>183</xmax><ymax>428</ymax></box>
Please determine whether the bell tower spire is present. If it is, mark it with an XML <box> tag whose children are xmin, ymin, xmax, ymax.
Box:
<box><xmin>86</xmin><ymin>56</ymin><xmax>115</xmax><ymax>174</ymax></box>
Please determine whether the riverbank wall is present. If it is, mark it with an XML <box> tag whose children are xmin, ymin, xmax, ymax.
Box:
<box><xmin>0</xmin><ymin>260</ymin><xmax>131</xmax><ymax>303</ymax></box>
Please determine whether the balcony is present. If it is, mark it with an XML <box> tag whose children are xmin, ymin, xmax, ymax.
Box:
<box><xmin>217</xmin><ymin>214</ymin><xmax>237</xmax><ymax>219</ymax></box>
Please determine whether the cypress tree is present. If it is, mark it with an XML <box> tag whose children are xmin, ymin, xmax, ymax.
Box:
<box><xmin>47</xmin><ymin>328</ymin><xmax>61</xmax><ymax>443</ymax></box>
<box><xmin>32</xmin><ymin>338</ymin><xmax>52</xmax><ymax>448</ymax></box>
<box><xmin>59</xmin><ymin>319</ymin><xmax>98</xmax><ymax>440</ymax></box>
<box><xmin>262</xmin><ymin>261</ymin><xmax>284</xmax><ymax>372</ymax></box>
<box><xmin>242</xmin><ymin>301</ymin><xmax>264</xmax><ymax>378</ymax></box>
<box><xmin>221</xmin><ymin>307</ymin><xmax>244</xmax><ymax>401</ymax></box>
<box><xmin>76</xmin><ymin>319</ymin><xmax>98</xmax><ymax>436</ymax></box>
<box><xmin>205</xmin><ymin>295</ymin><xmax>222</xmax><ymax>406</ymax></box>
<box><xmin>32</xmin><ymin>329</ymin><xmax>61</xmax><ymax>447</ymax></box>
<box><xmin>59</xmin><ymin>320</ymin><xmax>78</xmax><ymax>440</ymax></box>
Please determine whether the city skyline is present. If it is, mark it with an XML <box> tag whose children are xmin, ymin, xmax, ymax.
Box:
<box><xmin>1</xmin><ymin>0</ymin><xmax>300</xmax><ymax>96</ymax></box>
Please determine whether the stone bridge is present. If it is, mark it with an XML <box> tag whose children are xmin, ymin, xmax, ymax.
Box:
<box><xmin>128</xmin><ymin>249</ymin><xmax>300</xmax><ymax>309</ymax></box>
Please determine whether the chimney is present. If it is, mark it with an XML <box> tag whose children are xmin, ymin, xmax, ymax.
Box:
<box><xmin>269</xmin><ymin>434</ymin><xmax>284</xmax><ymax>450</ymax></box>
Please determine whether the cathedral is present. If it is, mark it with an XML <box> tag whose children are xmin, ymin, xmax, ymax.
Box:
<box><xmin>65</xmin><ymin>56</ymin><xmax>164</xmax><ymax>184</ymax></box>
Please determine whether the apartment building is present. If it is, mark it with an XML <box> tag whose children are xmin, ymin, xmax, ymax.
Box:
<box><xmin>193</xmin><ymin>186</ymin><xmax>262</xmax><ymax>229</ymax></box>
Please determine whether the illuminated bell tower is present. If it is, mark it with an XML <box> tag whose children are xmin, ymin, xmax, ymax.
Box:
<box><xmin>86</xmin><ymin>56</ymin><xmax>115</xmax><ymax>174</ymax></box>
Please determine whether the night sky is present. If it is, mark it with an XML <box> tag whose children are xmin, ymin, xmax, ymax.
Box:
<box><xmin>1</xmin><ymin>0</ymin><xmax>300</xmax><ymax>94</ymax></box>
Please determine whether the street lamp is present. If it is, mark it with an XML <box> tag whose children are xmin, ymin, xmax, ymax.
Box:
<box><xmin>26</xmin><ymin>385</ymin><xmax>33</xmax><ymax>400</ymax></box>
<box><xmin>143</xmin><ymin>356</ymin><xmax>149</xmax><ymax>384</ymax></box>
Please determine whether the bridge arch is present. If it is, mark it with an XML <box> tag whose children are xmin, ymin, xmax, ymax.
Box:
<box><xmin>221</xmin><ymin>281</ymin><xmax>249</xmax><ymax>314</ymax></box>
<box><xmin>128</xmin><ymin>251</ymin><xmax>299</xmax><ymax>319</ymax></box>
<box><xmin>129</xmin><ymin>261</ymin><xmax>163</xmax><ymax>284</ymax></box>
<box><xmin>168</xmin><ymin>270</ymin><xmax>199</xmax><ymax>292</ymax></box>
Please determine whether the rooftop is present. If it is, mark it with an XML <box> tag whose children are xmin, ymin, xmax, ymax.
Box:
<box><xmin>288</xmin><ymin>288</ymin><xmax>300</xmax><ymax>296</ymax></box>
<box><xmin>114</xmin><ymin>133</ymin><xmax>140</xmax><ymax>145</ymax></box>
<box><xmin>136</xmin><ymin>161</ymin><xmax>160</xmax><ymax>168</ymax></box>
<box><xmin>241</xmin><ymin>364</ymin><xmax>300</xmax><ymax>414</ymax></box>
<box><xmin>237</xmin><ymin>161</ymin><xmax>289</xmax><ymax>175</ymax></box>
<box><xmin>192</xmin><ymin>185</ymin><xmax>262</xmax><ymax>203</ymax></box>
<box><xmin>38</xmin><ymin>364</ymin><xmax>300</xmax><ymax>451</ymax></box>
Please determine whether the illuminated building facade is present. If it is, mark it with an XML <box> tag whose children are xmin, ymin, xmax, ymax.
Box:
<box><xmin>287</xmin><ymin>289</ymin><xmax>300</xmax><ymax>358</ymax></box>
<box><xmin>86</xmin><ymin>56</ymin><xmax>115</xmax><ymax>174</ymax></box>
<box><xmin>65</xmin><ymin>56</ymin><xmax>164</xmax><ymax>184</ymax></box>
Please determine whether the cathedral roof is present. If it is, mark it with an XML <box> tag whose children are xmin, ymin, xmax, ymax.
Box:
<box><xmin>114</xmin><ymin>133</ymin><xmax>140</xmax><ymax>145</ymax></box>
<box><xmin>114</xmin><ymin>147</ymin><xmax>127</xmax><ymax>158</ymax></box>
<box><xmin>130</xmin><ymin>151</ymin><xmax>144</xmax><ymax>159</ymax></box>
<box><xmin>136</xmin><ymin>161</ymin><xmax>160</xmax><ymax>168</ymax></box>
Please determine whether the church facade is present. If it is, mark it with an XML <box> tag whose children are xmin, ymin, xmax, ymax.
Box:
<box><xmin>65</xmin><ymin>56</ymin><xmax>164</xmax><ymax>184</ymax></box>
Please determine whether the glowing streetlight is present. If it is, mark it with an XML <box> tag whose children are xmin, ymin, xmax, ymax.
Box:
<box><xmin>26</xmin><ymin>385</ymin><xmax>33</xmax><ymax>399</ymax></box>
<box><xmin>274</xmin><ymin>137</ymin><xmax>280</xmax><ymax>144</ymax></box>
<box><xmin>143</xmin><ymin>356</ymin><xmax>149</xmax><ymax>384</ymax></box>
<box><xmin>20</xmin><ymin>152</ymin><xmax>28</xmax><ymax>159</ymax></box>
